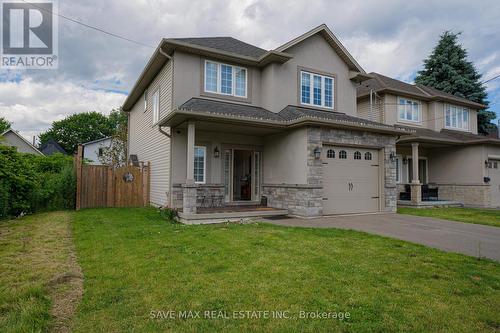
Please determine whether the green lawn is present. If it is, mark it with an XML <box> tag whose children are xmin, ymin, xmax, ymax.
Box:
<box><xmin>2</xmin><ymin>209</ymin><xmax>500</xmax><ymax>332</ymax></box>
<box><xmin>398</xmin><ymin>207</ymin><xmax>500</xmax><ymax>228</ymax></box>
<box><xmin>0</xmin><ymin>212</ymin><xmax>82</xmax><ymax>333</ymax></box>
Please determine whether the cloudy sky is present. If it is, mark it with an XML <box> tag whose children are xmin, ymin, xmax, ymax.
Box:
<box><xmin>1</xmin><ymin>0</ymin><xmax>500</xmax><ymax>141</ymax></box>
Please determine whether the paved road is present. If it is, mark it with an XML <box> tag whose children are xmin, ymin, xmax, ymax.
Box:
<box><xmin>262</xmin><ymin>213</ymin><xmax>500</xmax><ymax>262</ymax></box>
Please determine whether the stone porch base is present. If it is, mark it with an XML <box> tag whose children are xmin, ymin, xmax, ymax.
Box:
<box><xmin>397</xmin><ymin>200</ymin><xmax>463</xmax><ymax>208</ymax></box>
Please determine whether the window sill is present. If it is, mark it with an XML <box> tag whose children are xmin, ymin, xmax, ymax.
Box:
<box><xmin>200</xmin><ymin>91</ymin><xmax>251</xmax><ymax>104</ymax></box>
<box><xmin>397</xmin><ymin>119</ymin><xmax>423</xmax><ymax>126</ymax></box>
<box><xmin>444</xmin><ymin>126</ymin><xmax>470</xmax><ymax>132</ymax></box>
<box><xmin>299</xmin><ymin>103</ymin><xmax>335</xmax><ymax>112</ymax></box>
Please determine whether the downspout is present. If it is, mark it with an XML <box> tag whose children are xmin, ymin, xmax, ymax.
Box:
<box><xmin>158</xmin><ymin>46</ymin><xmax>172</xmax><ymax>139</ymax></box>
<box><xmin>369</xmin><ymin>89</ymin><xmax>373</xmax><ymax>120</ymax></box>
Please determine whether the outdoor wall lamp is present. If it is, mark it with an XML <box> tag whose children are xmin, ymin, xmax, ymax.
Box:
<box><xmin>390</xmin><ymin>152</ymin><xmax>397</xmax><ymax>163</ymax></box>
<box><xmin>313</xmin><ymin>147</ymin><xmax>321</xmax><ymax>159</ymax></box>
<box><xmin>213</xmin><ymin>146</ymin><xmax>220</xmax><ymax>158</ymax></box>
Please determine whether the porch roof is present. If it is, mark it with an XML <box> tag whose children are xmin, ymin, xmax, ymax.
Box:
<box><xmin>160</xmin><ymin>98</ymin><xmax>411</xmax><ymax>135</ymax></box>
<box><xmin>396</xmin><ymin>125</ymin><xmax>500</xmax><ymax>146</ymax></box>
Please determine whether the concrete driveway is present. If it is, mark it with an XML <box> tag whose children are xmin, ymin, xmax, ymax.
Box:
<box><xmin>262</xmin><ymin>213</ymin><xmax>500</xmax><ymax>262</ymax></box>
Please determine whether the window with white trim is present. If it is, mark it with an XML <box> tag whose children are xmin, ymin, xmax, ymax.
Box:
<box><xmin>204</xmin><ymin>60</ymin><xmax>247</xmax><ymax>98</ymax></box>
<box><xmin>194</xmin><ymin>146</ymin><xmax>206</xmax><ymax>184</ymax></box>
<box><xmin>152</xmin><ymin>90</ymin><xmax>159</xmax><ymax>124</ymax></box>
<box><xmin>395</xmin><ymin>156</ymin><xmax>402</xmax><ymax>183</ymax></box>
<box><xmin>398</xmin><ymin>98</ymin><xmax>421</xmax><ymax>122</ymax></box>
<box><xmin>300</xmin><ymin>70</ymin><xmax>334</xmax><ymax>109</ymax></box>
<box><xmin>445</xmin><ymin>104</ymin><xmax>469</xmax><ymax>130</ymax></box>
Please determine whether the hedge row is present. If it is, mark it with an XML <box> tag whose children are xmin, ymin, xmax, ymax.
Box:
<box><xmin>0</xmin><ymin>145</ymin><xmax>76</xmax><ymax>219</ymax></box>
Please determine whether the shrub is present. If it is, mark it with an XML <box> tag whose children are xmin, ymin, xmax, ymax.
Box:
<box><xmin>0</xmin><ymin>147</ymin><xmax>76</xmax><ymax>219</ymax></box>
<box><xmin>159</xmin><ymin>207</ymin><xmax>179</xmax><ymax>223</ymax></box>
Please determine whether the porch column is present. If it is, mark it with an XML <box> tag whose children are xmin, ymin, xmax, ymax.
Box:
<box><xmin>410</xmin><ymin>142</ymin><xmax>421</xmax><ymax>204</ymax></box>
<box><xmin>186</xmin><ymin>121</ymin><xmax>195</xmax><ymax>185</ymax></box>
<box><xmin>183</xmin><ymin>121</ymin><xmax>197</xmax><ymax>214</ymax></box>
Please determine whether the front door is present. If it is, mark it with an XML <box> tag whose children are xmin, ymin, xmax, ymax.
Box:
<box><xmin>223</xmin><ymin>148</ymin><xmax>261</xmax><ymax>202</ymax></box>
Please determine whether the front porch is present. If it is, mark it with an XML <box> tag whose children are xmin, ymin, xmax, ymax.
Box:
<box><xmin>396</xmin><ymin>136</ymin><xmax>490</xmax><ymax>207</ymax></box>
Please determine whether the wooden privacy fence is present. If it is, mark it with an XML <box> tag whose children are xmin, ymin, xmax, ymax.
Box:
<box><xmin>75</xmin><ymin>145</ymin><xmax>150</xmax><ymax>210</ymax></box>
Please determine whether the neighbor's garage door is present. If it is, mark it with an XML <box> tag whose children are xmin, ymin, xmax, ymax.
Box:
<box><xmin>488</xmin><ymin>159</ymin><xmax>500</xmax><ymax>208</ymax></box>
<box><xmin>323</xmin><ymin>146</ymin><xmax>380</xmax><ymax>215</ymax></box>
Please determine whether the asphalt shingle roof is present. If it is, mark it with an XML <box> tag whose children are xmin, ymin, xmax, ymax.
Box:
<box><xmin>358</xmin><ymin>72</ymin><xmax>485</xmax><ymax>108</ymax></box>
<box><xmin>179</xmin><ymin>98</ymin><xmax>283</xmax><ymax>121</ymax></box>
<box><xmin>179</xmin><ymin>98</ymin><xmax>402</xmax><ymax>132</ymax></box>
<box><xmin>172</xmin><ymin>37</ymin><xmax>268</xmax><ymax>59</ymax></box>
<box><xmin>396</xmin><ymin>125</ymin><xmax>500</xmax><ymax>144</ymax></box>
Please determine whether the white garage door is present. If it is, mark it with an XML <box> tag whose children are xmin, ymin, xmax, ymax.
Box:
<box><xmin>488</xmin><ymin>159</ymin><xmax>500</xmax><ymax>208</ymax></box>
<box><xmin>323</xmin><ymin>146</ymin><xmax>380</xmax><ymax>215</ymax></box>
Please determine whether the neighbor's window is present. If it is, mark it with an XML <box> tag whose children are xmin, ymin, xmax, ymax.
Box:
<box><xmin>194</xmin><ymin>146</ymin><xmax>206</xmax><ymax>184</ymax></box>
<box><xmin>204</xmin><ymin>60</ymin><xmax>247</xmax><ymax>98</ymax></box>
<box><xmin>445</xmin><ymin>104</ymin><xmax>469</xmax><ymax>130</ymax></box>
<box><xmin>152</xmin><ymin>89</ymin><xmax>160</xmax><ymax>124</ymax></box>
<box><xmin>300</xmin><ymin>70</ymin><xmax>334</xmax><ymax>109</ymax></box>
<box><xmin>98</xmin><ymin>148</ymin><xmax>104</xmax><ymax>157</ymax></box>
<box><xmin>398</xmin><ymin>98</ymin><xmax>420</xmax><ymax>122</ymax></box>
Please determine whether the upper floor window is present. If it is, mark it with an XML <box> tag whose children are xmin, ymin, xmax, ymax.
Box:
<box><xmin>152</xmin><ymin>89</ymin><xmax>159</xmax><ymax>124</ymax></box>
<box><xmin>204</xmin><ymin>60</ymin><xmax>247</xmax><ymax>98</ymax></box>
<box><xmin>398</xmin><ymin>98</ymin><xmax>421</xmax><ymax>123</ymax></box>
<box><xmin>445</xmin><ymin>105</ymin><xmax>469</xmax><ymax>130</ymax></box>
<box><xmin>300</xmin><ymin>70</ymin><xmax>334</xmax><ymax>109</ymax></box>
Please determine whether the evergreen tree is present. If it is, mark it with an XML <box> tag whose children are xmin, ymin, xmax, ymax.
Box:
<box><xmin>415</xmin><ymin>31</ymin><xmax>496</xmax><ymax>134</ymax></box>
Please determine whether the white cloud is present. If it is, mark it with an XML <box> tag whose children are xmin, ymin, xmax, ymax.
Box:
<box><xmin>1</xmin><ymin>0</ymin><xmax>500</xmax><ymax>136</ymax></box>
<box><xmin>0</xmin><ymin>78</ymin><xmax>125</xmax><ymax>140</ymax></box>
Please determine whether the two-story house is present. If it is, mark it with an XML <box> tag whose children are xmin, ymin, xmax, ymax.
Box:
<box><xmin>123</xmin><ymin>24</ymin><xmax>415</xmax><ymax>222</ymax></box>
<box><xmin>357</xmin><ymin>73</ymin><xmax>500</xmax><ymax>208</ymax></box>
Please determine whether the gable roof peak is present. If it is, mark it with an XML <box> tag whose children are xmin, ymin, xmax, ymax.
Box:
<box><xmin>275</xmin><ymin>24</ymin><xmax>365</xmax><ymax>73</ymax></box>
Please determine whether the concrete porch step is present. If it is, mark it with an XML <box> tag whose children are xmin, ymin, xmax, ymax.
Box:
<box><xmin>397</xmin><ymin>200</ymin><xmax>463</xmax><ymax>208</ymax></box>
<box><xmin>178</xmin><ymin>208</ymin><xmax>289</xmax><ymax>224</ymax></box>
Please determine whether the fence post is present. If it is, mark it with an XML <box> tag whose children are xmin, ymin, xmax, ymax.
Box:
<box><xmin>106</xmin><ymin>167</ymin><xmax>114</xmax><ymax>207</ymax></box>
<box><xmin>144</xmin><ymin>162</ymin><xmax>150</xmax><ymax>206</ymax></box>
<box><xmin>75</xmin><ymin>145</ymin><xmax>83</xmax><ymax>210</ymax></box>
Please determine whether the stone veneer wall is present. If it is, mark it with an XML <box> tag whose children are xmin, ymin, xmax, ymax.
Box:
<box><xmin>171</xmin><ymin>184</ymin><xmax>225</xmax><ymax>209</ymax></box>
<box><xmin>262</xmin><ymin>184</ymin><xmax>322</xmax><ymax>216</ymax></box>
<box><xmin>262</xmin><ymin>126</ymin><xmax>398</xmax><ymax>216</ymax></box>
<box><xmin>437</xmin><ymin>184</ymin><xmax>491</xmax><ymax>207</ymax></box>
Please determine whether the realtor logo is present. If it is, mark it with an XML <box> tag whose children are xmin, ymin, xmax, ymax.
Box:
<box><xmin>1</xmin><ymin>0</ymin><xmax>58</xmax><ymax>68</ymax></box>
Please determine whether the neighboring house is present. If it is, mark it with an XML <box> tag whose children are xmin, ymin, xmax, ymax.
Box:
<box><xmin>357</xmin><ymin>72</ymin><xmax>500</xmax><ymax>208</ymax></box>
<box><xmin>39</xmin><ymin>138</ymin><xmax>67</xmax><ymax>156</ymax></box>
<box><xmin>1</xmin><ymin>129</ymin><xmax>44</xmax><ymax>155</ymax></box>
<box><xmin>81</xmin><ymin>137</ymin><xmax>112</xmax><ymax>165</ymax></box>
<box><xmin>124</xmin><ymin>24</ymin><xmax>411</xmax><ymax>219</ymax></box>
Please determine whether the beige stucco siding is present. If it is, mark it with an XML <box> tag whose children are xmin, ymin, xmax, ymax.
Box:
<box><xmin>382</xmin><ymin>95</ymin><xmax>479</xmax><ymax>134</ymax></box>
<box><xmin>261</xmin><ymin>34</ymin><xmax>357</xmax><ymax>114</ymax></box>
<box><xmin>427</xmin><ymin>145</ymin><xmax>485</xmax><ymax>184</ymax></box>
<box><xmin>383</xmin><ymin>94</ymin><xmax>429</xmax><ymax>129</ymax></box>
<box><xmin>172</xmin><ymin>51</ymin><xmax>262</xmax><ymax>108</ymax></box>
<box><xmin>128</xmin><ymin>60</ymin><xmax>172</xmax><ymax>206</ymax></box>
<box><xmin>263</xmin><ymin>128</ymin><xmax>308</xmax><ymax>184</ymax></box>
